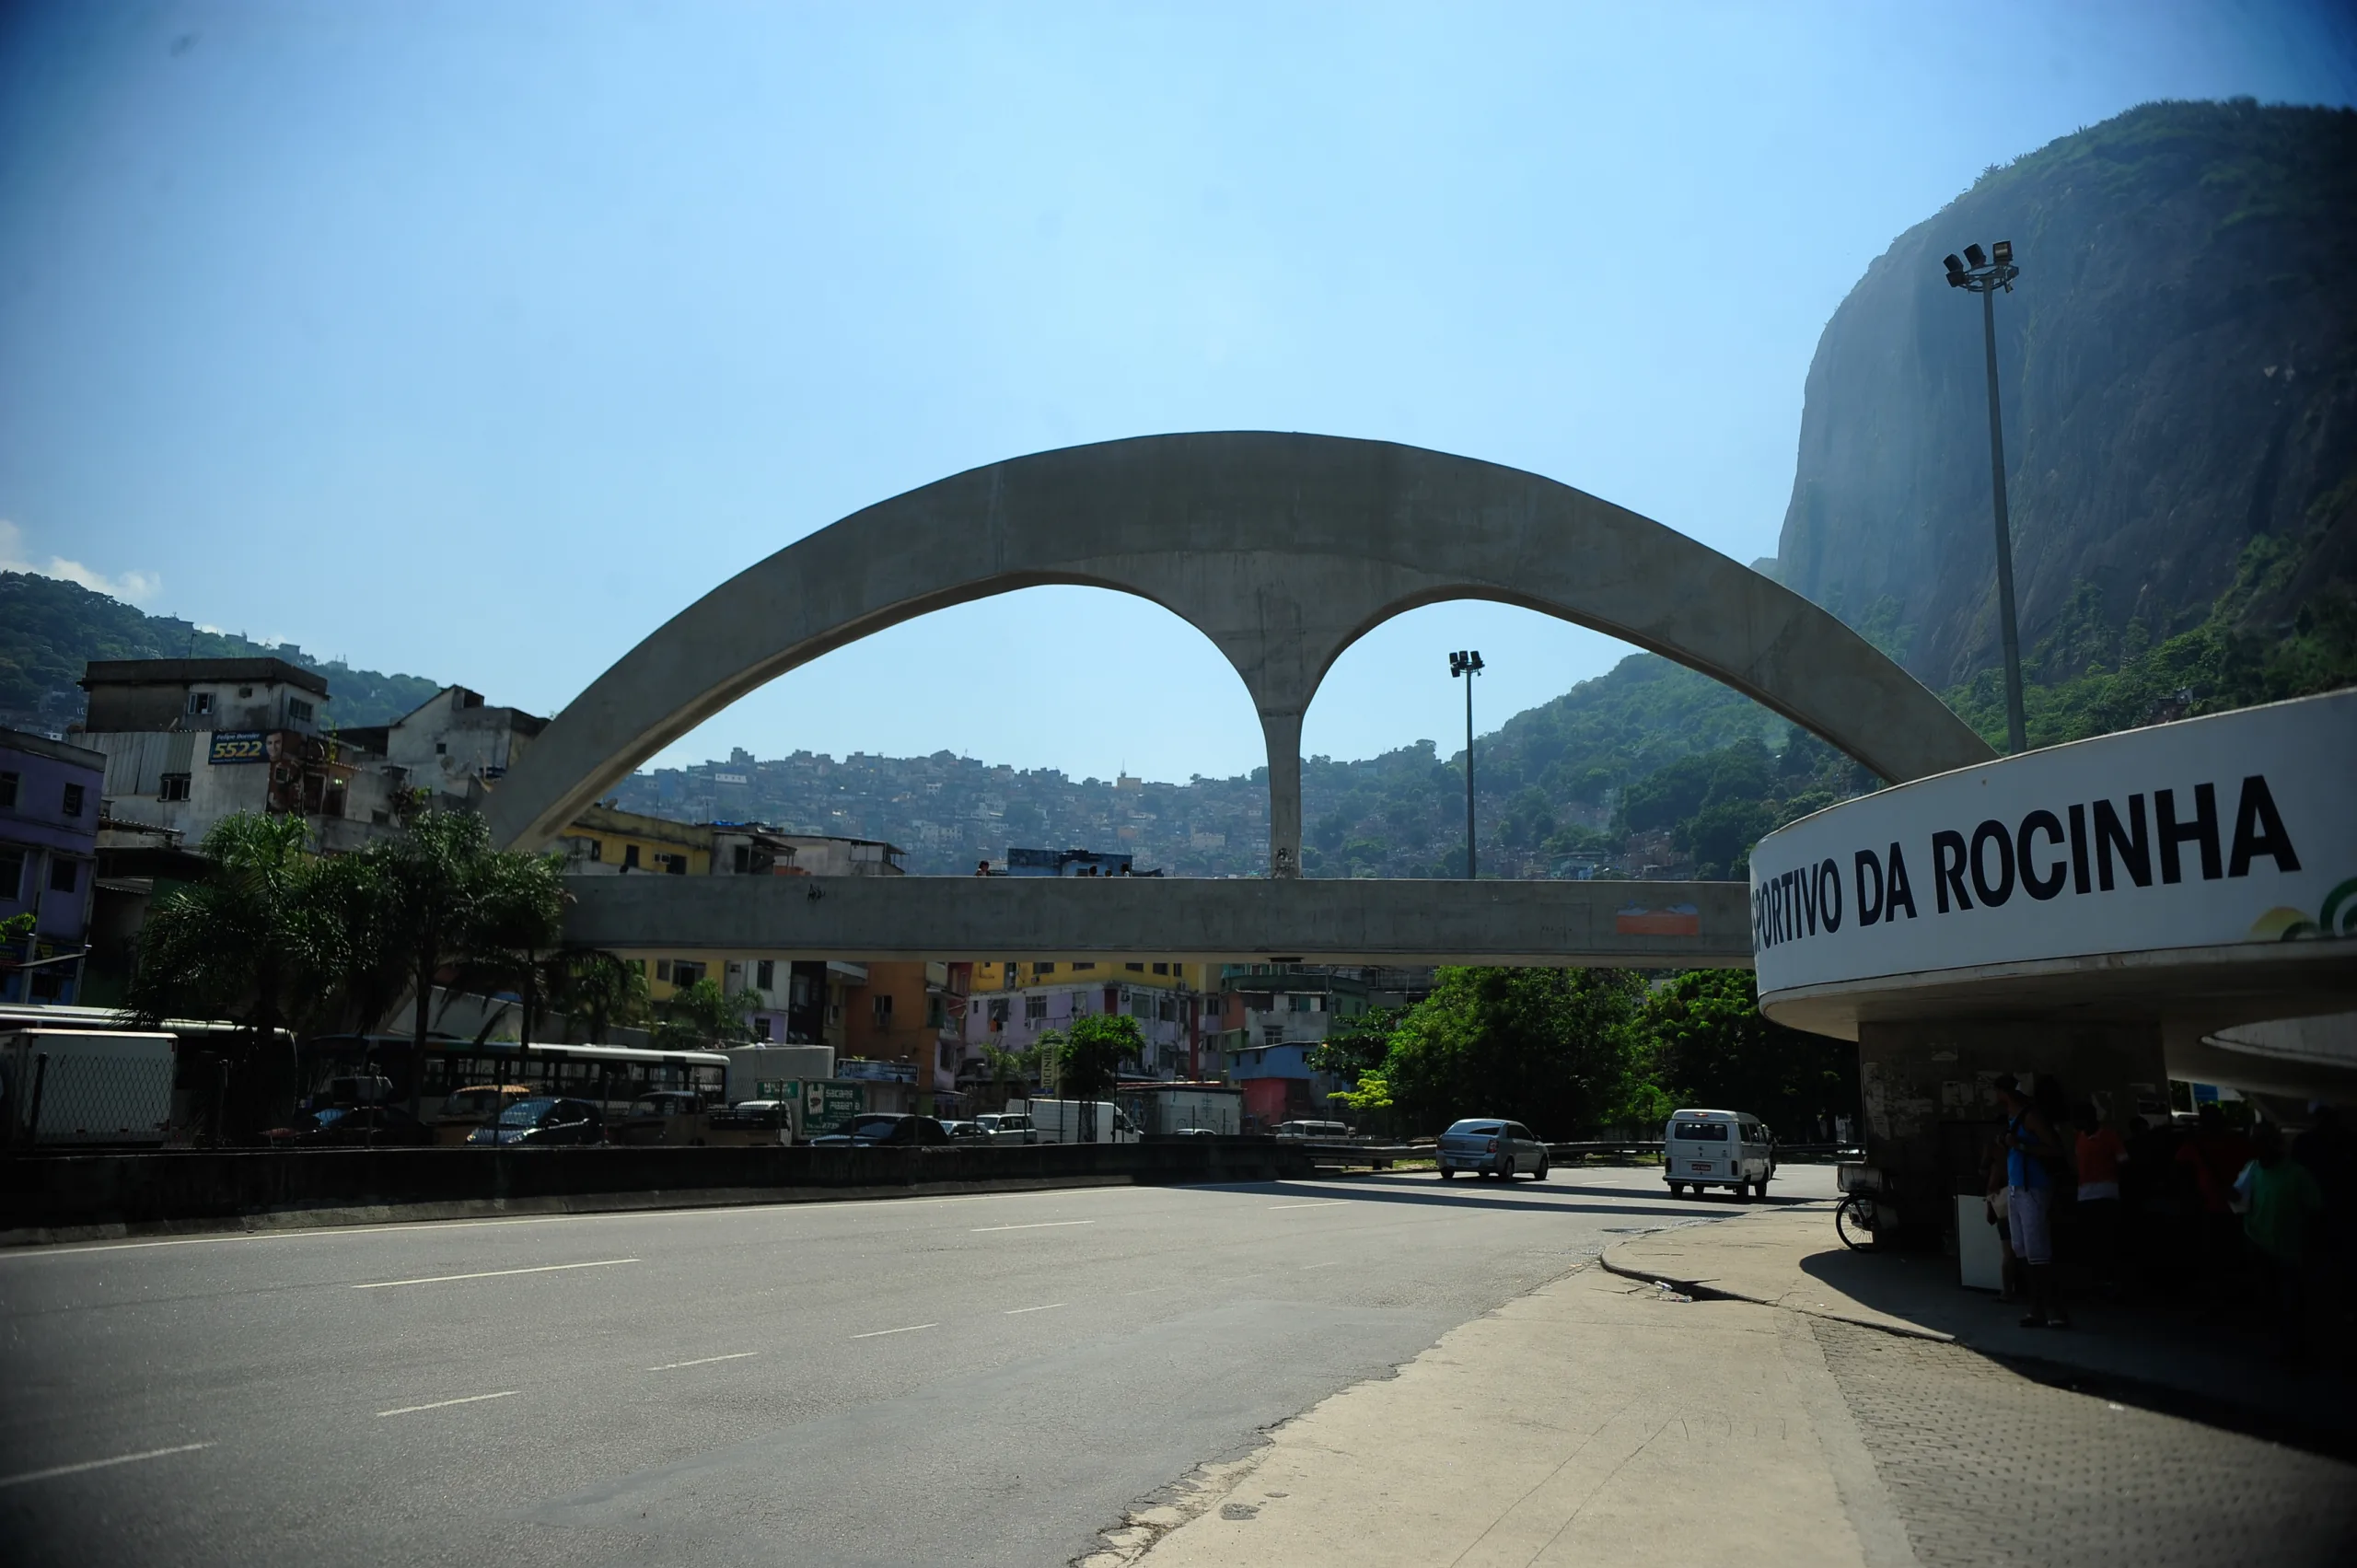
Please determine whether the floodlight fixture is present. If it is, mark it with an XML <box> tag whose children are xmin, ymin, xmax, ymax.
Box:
<box><xmin>1991</xmin><ymin>239</ymin><xmax>2013</xmax><ymax>266</ymax></box>
<box><xmin>1964</xmin><ymin>242</ymin><xmax>1988</xmax><ymax>269</ymax></box>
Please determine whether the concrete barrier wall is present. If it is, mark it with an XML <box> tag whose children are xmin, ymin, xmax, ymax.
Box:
<box><xmin>1</xmin><ymin>1138</ymin><xmax>1317</xmax><ymax>1237</ymax></box>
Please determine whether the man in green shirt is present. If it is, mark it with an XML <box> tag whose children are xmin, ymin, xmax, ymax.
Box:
<box><xmin>2237</xmin><ymin>1121</ymin><xmax>2324</xmax><ymax>1360</ymax></box>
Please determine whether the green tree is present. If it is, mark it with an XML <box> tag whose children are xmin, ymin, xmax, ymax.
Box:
<box><xmin>547</xmin><ymin>949</ymin><xmax>651</xmax><ymax>1044</ymax></box>
<box><xmin>354</xmin><ymin>810</ymin><xmax>555</xmax><ymax>1116</ymax></box>
<box><xmin>122</xmin><ymin>813</ymin><xmax>345</xmax><ymax>1131</ymax></box>
<box><xmin>1056</xmin><ymin>1013</ymin><xmax>1144</xmax><ymax>1103</ymax></box>
<box><xmin>656</xmin><ymin>977</ymin><xmax>763</xmax><ymax>1049</ymax></box>
<box><xmin>1631</xmin><ymin>970</ymin><xmax>1857</xmax><ymax>1140</ymax></box>
<box><xmin>1377</xmin><ymin>967</ymin><xmax>1643</xmax><ymax>1138</ymax></box>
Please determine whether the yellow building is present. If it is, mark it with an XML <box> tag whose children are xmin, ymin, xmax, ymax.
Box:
<box><xmin>560</xmin><ymin>802</ymin><xmax>713</xmax><ymax>876</ymax></box>
<box><xmin>968</xmin><ymin>959</ymin><xmax>1216</xmax><ymax>993</ymax></box>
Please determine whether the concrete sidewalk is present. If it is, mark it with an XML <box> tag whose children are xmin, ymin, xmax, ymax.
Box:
<box><xmin>1100</xmin><ymin>1202</ymin><xmax>2357</xmax><ymax>1568</ymax></box>
<box><xmin>1598</xmin><ymin>1198</ymin><xmax>2338</xmax><ymax>1439</ymax></box>
<box><xmin>1088</xmin><ymin>1261</ymin><xmax>1917</xmax><ymax>1568</ymax></box>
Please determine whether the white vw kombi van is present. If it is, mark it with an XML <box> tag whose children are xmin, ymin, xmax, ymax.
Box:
<box><xmin>1662</xmin><ymin>1108</ymin><xmax>1774</xmax><ymax>1199</ymax></box>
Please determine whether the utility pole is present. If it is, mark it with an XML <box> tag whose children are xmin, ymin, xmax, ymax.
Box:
<box><xmin>1944</xmin><ymin>240</ymin><xmax>2027</xmax><ymax>754</ymax></box>
<box><xmin>1449</xmin><ymin>650</ymin><xmax>1483</xmax><ymax>878</ymax></box>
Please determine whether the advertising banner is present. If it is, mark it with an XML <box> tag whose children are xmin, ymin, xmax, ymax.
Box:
<box><xmin>1750</xmin><ymin>691</ymin><xmax>2357</xmax><ymax>997</ymax></box>
<box><xmin>208</xmin><ymin>731</ymin><xmax>266</xmax><ymax>764</ymax></box>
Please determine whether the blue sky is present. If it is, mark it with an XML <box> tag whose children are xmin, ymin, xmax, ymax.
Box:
<box><xmin>4</xmin><ymin>1</ymin><xmax>2351</xmax><ymax>783</ymax></box>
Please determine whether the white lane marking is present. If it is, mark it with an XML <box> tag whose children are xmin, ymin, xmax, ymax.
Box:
<box><xmin>1267</xmin><ymin>1201</ymin><xmax>1350</xmax><ymax>1211</ymax></box>
<box><xmin>376</xmin><ymin>1391</ymin><xmax>517</xmax><ymax>1418</ymax></box>
<box><xmin>1003</xmin><ymin>1302</ymin><xmax>1067</xmax><ymax>1315</ymax></box>
<box><xmin>852</xmin><ymin>1323</ymin><xmax>937</xmax><ymax>1340</ymax></box>
<box><xmin>0</xmin><ymin>1442</ymin><xmax>212</xmax><ymax>1489</ymax></box>
<box><xmin>644</xmin><ymin>1352</ymin><xmax>760</xmax><ymax>1372</ymax></box>
<box><xmin>351</xmin><ymin>1258</ymin><xmax>640</xmax><ymax>1290</ymax></box>
<box><xmin>970</xmin><ymin>1220</ymin><xmax>1097</xmax><ymax>1233</ymax></box>
<box><xmin>1300</xmin><ymin>1260</ymin><xmax>1343</xmax><ymax>1270</ymax></box>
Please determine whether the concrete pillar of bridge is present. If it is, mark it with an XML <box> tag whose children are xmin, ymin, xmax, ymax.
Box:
<box><xmin>1854</xmin><ymin>1016</ymin><xmax>2169</xmax><ymax>1250</ymax></box>
<box><xmin>1258</xmin><ymin>709</ymin><xmax>1304</xmax><ymax>878</ymax></box>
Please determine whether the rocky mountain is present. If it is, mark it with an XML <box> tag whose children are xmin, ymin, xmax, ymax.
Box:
<box><xmin>1776</xmin><ymin>99</ymin><xmax>2357</xmax><ymax>691</ymax></box>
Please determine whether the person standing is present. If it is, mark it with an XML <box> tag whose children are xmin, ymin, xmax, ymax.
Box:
<box><xmin>2073</xmin><ymin>1102</ymin><xmax>2130</xmax><ymax>1295</ymax></box>
<box><xmin>2176</xmin><ymin>1103</ymin><xmax>2253</xmax><ymax>1318</ymax></box>
<box><xmin>1994</xmin><ymin>1076</ymin><xmax>2071</xmax><ymax>1329</ymax></box>
<box><xmin>2235</xmin><ymin>1121</ymin><xmax>2324</xmax><ymax>1362</ymax></box>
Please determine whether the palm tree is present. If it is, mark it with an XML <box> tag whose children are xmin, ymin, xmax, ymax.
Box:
<box><xmin>547</xmin><ymin>949</ymin><xmax>651</xmax><ymax>1044</ymax></box>
<box><xmin>123</xmin><ymin>813</ymin><xmax>341</xmax><ymax>1132</ymax></box>
<box><xmin>358</xmin><ymin>810</ymin><xmax>542</xmax><ymax>1117</ymax></box>
<box><xmin>656</xmin><ymin>977</ymin><xmax>763</xmax><ymax>1049</ymax></box>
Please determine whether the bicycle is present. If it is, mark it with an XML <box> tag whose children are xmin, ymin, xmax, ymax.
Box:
<box><xmin>1835</xmin><ymin>1161</ymin><xmax>1883</xmax><ymax>1250</ymax></box>
<box><xmin>1834</xmin><ymin>1191</ymin><xmax>1877</xmax><ymax>1249</ymax></box>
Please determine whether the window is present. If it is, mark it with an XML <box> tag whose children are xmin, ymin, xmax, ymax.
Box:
<box><xmin>586</xmin><ymin>838</ymin><xmax>603</xmax><ymax>862</ymax></box>
<box><xmin>0</xmin><ymin>848</ymin><xmax>22</xmax><ymax>900</ymax></box>
<box><xmin>287</xmin><ymin>698</ymin><xmax>314</xmax><ymax>723</ymax></box>
<box><xmin>656</xmin><ymin>959</ymin><xmax>672</xmax><ymax>981</ymax></box>
<box><xmin>1126</xmin><ymin>962</ymin><xmax>1144</xmax><ymax>971</ymax></box>
<box><xmin>187</xmin><ymin>691</ymin><xmax>214</xmax><ymax>716</ymax></box>
<box><xmin>756</xmin><ymin>959</ymin><xmax>775</xmax><ymax>990</ymax></box>
<box><xmin>435</xmin><ymin>741</ymin><xmax>447</xmax><ymax>755</ymax></box>
<box><xmin>236</xmin><ymin>686</ymin><xmax>252</xmax><ymax>698</ymax></box>
<box><xmin>672</xmin><ymin>959</ymin><xmax>706</xmax><ymax>987</ymax></box>
<box><xmin>1292</xmin><ymin>994</ymin><xmax>1314</xmax><ymax>1012</ymax></box>
<box><xmin>1261</xmin><ymin>1026</ymin><xmax>1285</xmax><ymax>1046</ymax></box>
<box><xmin>624</xmin><ymin>843</ymin><xmax>642</xmax><ymax>869</ymax></box>
<box><xmin>50</xmin><ymin>858</ymin><xmax>78</xmax><ymax>893</ymax></box>
<box><xmin>1074</xmin><ymin>960</ymin><xmax>1096</xmax><ymax>970</ymax></box>
<box><xmin>658</xmin><ymin>853</ymin><xmax>688</xmax><ymax>875</ymax></box>
<box><xmin>871</xmin><ymin>993</ymin><xmax>894</xmax><ymax>1027</ymax></box>
<box><xmin>0</xmin><ymin>771</ymin><xmax>17</xmax><ymax>808</ymax></box>
<box><xmin>1152</xmin><ymin>963</ymin><xmax>1168</xmax><ymax>975</ymax></box>
<box><xmin>989</xmin><ymin>998</ymin><xmax>1010</xmax><ymax>1028</ymax></box>
<box><xmin>1025</xmin><ymin>995</ymin><xmax>1048</xmax><ymax>1022</ymax></box>
<box><xmin>926</xmin><ymin>995</ymin><xmax>945</xmax><ymax>1028</ymax></box>
<box><xmin>1033</xmin><ymin>962</ymin><xmax>1055</xmax><ymax>976</ymax></box>
<box><xmin>62</xmin><ymin>784</ymin><xmax>86</xmax><ymax>819</ymax></box>
<box><xmin>159</xmin><ymin>772</ymin><xmax>192</xmax><ymax>802</ymax></box>
<box><xmin>754</xmin><ymin>1017</ymin><xmax>772</xmax><ymax>1040</ymax></box>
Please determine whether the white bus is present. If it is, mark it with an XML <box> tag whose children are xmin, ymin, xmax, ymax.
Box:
<box><xmin>300</xmin><ymin>1035</ymin><xmax>728</xmax><ymax>1131</ymax></box>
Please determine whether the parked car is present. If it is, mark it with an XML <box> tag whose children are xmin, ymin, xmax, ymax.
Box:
<box><xmin>705</xmin><ymin>1100</ymin><xmax>794</xmax><ymax>1146</ymax></box>
<box><xmin>434</xmin><ymin>1083</ymin><xmax>535</xmax><ymax>1145</ymax></box>
<box><xmin>266</xmin><ymin>1104</ymin><xmax>437</xmax><ymax>1148</ymax></box>
<box><xmin>613</xmin><ymin>1089</ymin><xmax>712</xmax><ymax>1146</ymax></box>
<box><xmin>1662</xmin><ymin>1109</ymin><xmax>1774</xmax><ymax>1199</ymax></box>
<box><xmin>466</xmin><ymin>1097</ymin><xmax>607</xmax><ymax>1146</ymax></box>
<box><xmin>1272</xmin><ymin>1120</ymin><xmax>1352</xmax><ymax>1140</ymax></box>
<box><xmin>809</xmin><ymin>1113</ymin><xmax>953</xmax><ymax>1147</ymax></box>
<box><xmin>938</xmin><ymin>1120</ymin><xmax>986</xmax><ymax>1141</ymax></box>
<box><xmin>1434</xmin><ymin>1118</ymin><xmax>1549</xmax><ymax>1180</ymax></box>
<box><xmin>971</xmin><ymin>1112</ymin><xmax>1037</xmax><ymax>1145</ymax></box>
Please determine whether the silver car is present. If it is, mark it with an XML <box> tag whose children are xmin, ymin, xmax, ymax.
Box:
<box><xmin>1435</xmin><ymin>1118</ymin><xmax>1549</xmax><ymax>1180</ymax></box>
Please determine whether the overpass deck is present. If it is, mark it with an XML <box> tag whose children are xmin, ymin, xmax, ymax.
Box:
<box><xmin>561</xmin><ymin>875</ymin><xmax>1752</xmax><ymax>967</ymax></box>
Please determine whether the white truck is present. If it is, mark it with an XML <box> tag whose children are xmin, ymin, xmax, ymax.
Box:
<box><xmin>1019</xmin><ymin>1098</ymin><xmax>1142</xmax><ymax>1144</ymax></box>
<box><xmin>1</xmin><ymin>1028</ymin><xmax>179</xmax><ymax>1148</ymax></box>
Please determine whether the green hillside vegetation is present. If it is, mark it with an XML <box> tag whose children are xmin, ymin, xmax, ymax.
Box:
<box><xmin>0</xmin><ymin>571</ymin><xmax>447</xmax><ymax>730</ymax></box>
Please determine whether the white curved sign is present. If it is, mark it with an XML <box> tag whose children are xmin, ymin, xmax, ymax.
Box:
<box><xmin>1750</xmin><ymin>691</ymin><xmax>2357</xmax><ymax>996</ymax></box>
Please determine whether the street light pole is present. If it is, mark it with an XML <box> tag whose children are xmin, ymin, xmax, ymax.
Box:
<box><xmin>1945</xmin><ymin>240</ymin><xmax>2027</xmax><ymax>754</ymax></box>
<box><xmin>1449</xmin><ymin>650</ymin><xmax>1483</xmax><ymax>879</ymax></box>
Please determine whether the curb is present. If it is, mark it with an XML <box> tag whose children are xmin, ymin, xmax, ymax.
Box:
<box><xmin>0</xmin><ymin>1170</ymin><xmax>1155</xmax><ymax>1249</ymax></box>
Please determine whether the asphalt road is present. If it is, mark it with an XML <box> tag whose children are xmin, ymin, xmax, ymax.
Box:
<box><xmin>0</xmin><ymin>1162</ymin><xmax>1840</xmax><ymax>1567</ymax></box>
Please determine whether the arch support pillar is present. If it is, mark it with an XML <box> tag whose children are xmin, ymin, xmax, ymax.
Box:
<box><xmin>1259</xmin><ymin>709</ymin><xmax>1304</xmax><ymax>878</ymax></box>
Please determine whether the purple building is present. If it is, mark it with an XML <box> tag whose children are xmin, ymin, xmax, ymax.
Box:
<box><xmin>1</xmin><ymin>728</ymin><xmax>104</xmax><ymax>1004</ymax></box>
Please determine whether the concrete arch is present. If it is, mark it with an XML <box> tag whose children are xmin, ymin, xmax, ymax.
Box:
<box><xmin>485</xmin><ymin>432</ymin><xmax>1994</xmax><ymax>869</ymax></box>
